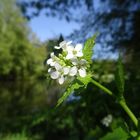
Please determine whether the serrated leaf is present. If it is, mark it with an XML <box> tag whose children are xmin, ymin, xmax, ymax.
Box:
<box><xmin>115</xmin><ymin>55</ymin><xmax>125</xmax><ymax>96</ymax></box>
<box><xmin>100</xmin><ymin>127</ymin><xmax>129</xmax><ymax>140</ymax></box>
<box><xmin>56</xmin><ymin>80</ymin><xmax>84</xmax><ymax>107</ymax></box>
<box><xmin>83</xmin><ymin>34</ymin><xmax>97</xmax><ymax>64</ymax></box>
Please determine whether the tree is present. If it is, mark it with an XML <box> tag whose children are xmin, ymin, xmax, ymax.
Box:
<box><xmin>0</xmin><ymin>0</ymin><xmax>46</xmax><ymax>80</ymax></box>
<box><xmin>0</xmin><ymin>0</ymin><xmax>49</xmax><ymax>133</ymax></box>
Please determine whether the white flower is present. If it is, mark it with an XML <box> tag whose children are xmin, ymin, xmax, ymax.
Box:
<box><xmin>47</xmin><ymin>52</ymin><xmax>57</xmax><ymax>66</ymax></box>
<box><xmin>54</xmin><ymin>41</ymin><xmax>72</xmax><ymax>51</ymax></box>
<box><xmin>66</xmin><ymin>44</ymin><xmax>83</xmax><ymax>59</ymax></box>
<box><xmin>71</xmin><ymin>58</ymin><xmax>87</xmax><ymax>66</ymax></box>
<box><xmin>70</xmin><ymin>58</ymin><xmax>87</xmax><ymax>78</ymax></box>
<box><xmin>69</xmin><ymin>66</ymin><xmax>86</xmax><ymax>78</ymax></box>
<box><xmin>58</xmin><ymin>75</ymin><xmax>65</xmax><ymax>85</ymax></box>
<box><xmin>47</xmin><ymin>40</ymin><xmax>89</xmax><ymax>84</ymax></box>
<box><xmin>101</xmin><ymin>114</ymin><xmax>113</xmax><ymax>127</ymax></box>
<box><xmin>69</xmin><ymin>66</ymin><xmax>78</xmax><ymax>76</ymax></box>
<box><xmin>78</xmin><ymin>68</ymin><xmax>86</xmax><ymax>77</ymax></box>
<box><xmin>49</xmin><ymin>63</ymin><xmax>70</xmax><ymax>85</ymax></box>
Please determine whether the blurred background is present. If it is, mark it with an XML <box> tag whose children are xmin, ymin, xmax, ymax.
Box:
<box><xmin>0</xmin><ymin>0</ymin><xmax>140</xmax><ymax>139</ymax></box>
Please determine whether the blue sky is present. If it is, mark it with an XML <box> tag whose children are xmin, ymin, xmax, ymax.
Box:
<box><xmin>28</xmin><ymin>13</ymin><xmax>118</xmax><ymax>59</ymax></box>
<box><xmin>28</xmin><ymin>1</ymin><xmax>118</xmax><ymax>59</ymax></box>
<box><xmin>28</xmin><ymin>14</ymin><xmax>80</xmax><ymax>42</ymax></box>
<box><xmin>28</xmin><ymin>0</ymin><xmax>101</xmax><ymax>42</ymax></box>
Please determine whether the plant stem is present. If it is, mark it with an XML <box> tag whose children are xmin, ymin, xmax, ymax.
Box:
<box><xmin>119</xmin><ymin>100</ymin><xmax>138</xmax><ymax>127</ymax></box>
<box><xmin>91</xmin><ymin>79</ymin><xmax>113</xmax><ymax>96</ymax></box>
<box><xmin>91</xmin><ymin>79</ymin><xmax>138</xmax><ymax>127</ymax></box>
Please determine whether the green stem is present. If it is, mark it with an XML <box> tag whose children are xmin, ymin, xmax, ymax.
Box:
<box><xmin>119</xmin><ymin>100</ymin><xmax>138</xmax><ymax>127</ymax></box>
<box><xmin>91</xmin><ymin>79</ymin><xmax>138</xmax><ymax>127</ymax></box>
<box><xmin>91</xmin><ymin>79</ymin><xmax>113</xmax><ymax>96</ymax></box>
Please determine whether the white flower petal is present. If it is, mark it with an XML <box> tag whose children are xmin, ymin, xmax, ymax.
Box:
<box><xmin>48</xmin><ymin>68</ymin><xmax>52</xmax><ymax>73</ymax></box>
<box><xmin>76</xmin><ymin>51</ymin><xmax>83</xmax><ymax>57</ymax></box>
<box><xmin>50</xmin><ymin>61</ymin><xmax>55</xmax><ymax>66</ymax></box>
<box><xmin>54</xmin><ymin>46</ymin><xmax>61</xmax><ymax>49</ymax></box>
<box><xmin>71</xmin><ymin>58</ymin><xmax>78</xmax><ymax>65</ymax></box>
<box><xmin>50</xmin><ymin>52</ymin><xmax>54</xmax><ymax>57</ymax></box>
<box><xmin>50</xmin><ymin>71</ymin><xmax>59</xmax><ymax>79</ymax></box>
<box><xmin>59</xmin><ymin>41</ymin><xmax>66</xmax><ymax>47</ymax></box>
<box><xmin>66</xmin><ymin>53</ymin><xmax>74</xmax><ymax>59</ymax></box>
<box><xmin>58</xmin><ymin>76</ymin><xmax>65</xmax><ymax>85</ymax></box>
<box><xmin>69</xmin><ymin>66</ymin><xmax>77</xmax><ymax>76</ymax></box>
<box><xmin>66</xmin><ymin>46</ymin><xmax>74</xmax><ymax>52</ymax></box>
<box><xmin>75</xmin><ymin>44</ymin><xmax>83</xmax><ymax>51</ymax></box>
<box><xmin>78</xmin><ymin>68</ymin><xmax>86</xmax><ymax>77</ymax></box>
<box><xmin>63</xmin><ymin>67</ymin><xmax>70</xmax><ymax>75</ymax></box>
<box><xmin>67</xmin><ymin>41</ymin><xmax>72</xmax><ymax>45</ymax></box>
<box><xmin>80</xmin><ymin>59</ymin><xmax>87</xmax><ymax>65</ymax></box>
<box><xmin>47</xmin><ymin>58</ymin><xmax>52</xmax><ymax>65</ymax></box>
<box><xmin>63</xmin><ymin>46</ymin><xmax>68</xmax><ymax>51</ymax></box>
<box><xmin>54</xmin><ymin>63</ymin><xmax>62</xmax><ymax>70</ymax></box>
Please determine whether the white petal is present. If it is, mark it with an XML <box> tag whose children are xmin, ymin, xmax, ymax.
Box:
<box><xmin>50</xmin><ymin>52</ymin><xmax>54</xmax><ymax>57</ymax></box>
<box><xmin>50</xmin><ymin>71</ymin><xmax>59</xmax><ymax>79</ymax></box>
<box><xmin>71</xmin><ymin>58</ymin><xmax>78</xmax><ymax>65</ymax></box>
<box><xmin>66</xmin><ymin>41</ymin><xmax>72</xmax><ymax>45</ymax></box>
<box><xmin>62</xmin><ymin>45</ymin><xmax>68</xmax><ymax>51</ymax></box>
<box><xmin>54</xmin><ymin>46</ymin><xmax>61</xmax><ymax>49</ymax></box>
<box><xmin>65</xmin><ymin>45</ymin><xmax>74</xmax><ymax>52</ymax></box>
<box><xmin>75</xmin><ymin>44</ymin><xmax>83</xmax><ymax>51</ymax></box>
<box><xmin>78</xmin><ymin>68</ymin><xmax>86</xmax><ymax>77</ymax></box>
<box><xmin>76</xmin><ymin>51</ymin><xmax>83</xmax><ymax>57</ymax></box>
<box><xmin>67</xmin><ymin>45</ymin><xmax>74</xmax><ymax>51</ymax></box>
<box><xmin>50</xmin><ymin>62</ymin><xmax>55</xmax><ymax>66</ymax></box>
<box><xmin>69</xmin><ymin>66</ymin><xmax>77</xmax><ymax>76</ymax></box>
<box><xmin>54</xmin><ymin>63</ymin><xmax>62</xmax><ymax>70</ymax></box>
<box><xmin>58</xmin><ymin>76</ymin><xmax>65</xmax><ymax>85</ymax></box>
<box><xmin>63</xmin><ymin>67</ymin><xmax>70</xmax><ymax>75</ymax></box>
<box><xmin>80</xmin><ymin>59</ymin><xmax>87</xmax><ymax>65</ymax></box>
<box><xmin>59</xmin><ymin>41</ymin><xmax>66</xmax><ymax>47</ymax></box>
<box><xmin>47</xmin><ymin>58</ymin><xmax>52</xmax><ymax>65</ymax></box>
<box><xmin>66</xmin><ymin>53</ymin><xmax>74</xmax><ymax>59</ymax></box>
<box><xmin>47</xmin><ymin>58</ymin><xmax>55</xmax><ymax>66</ymax></box>
<box><xmin>48</xmin><ymin>68</ymin><xmax>52</xmax><ymax>73</ymax></box>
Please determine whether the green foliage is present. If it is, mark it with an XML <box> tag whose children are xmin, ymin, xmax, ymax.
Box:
<box><xmin>0</xmin><ymin>0</ymin><xmax>49</xmax><ymax>134</ymax></box>
<box><xmin>0</xmin><ymin>132</ymin><xmax>31</xmax><ymax>140</ymax></box>
<box><xmin>0</xmin><ymin>0</ymin><xmax>46</xmax><ymax>79</ymax></box>
<box><xmin>115</xmin><ymin>55</ymin><xmax>125</xmax><ymax>98</ymax></box>
<box><xmin>1</xmin><ymin>134</ymin><xmax>29</xmax><ymax>140</ymax></box>
<box><xmin>83</xmin><ymin>34</ymin><xmax>97</xmax><ymax>64</ymax></box>
<box><xmin>77</xmin><ymin>74</ymin><xmax>92</xmax><ymax>85</ymax></box>
<box><xmin>0</xmin><ymin>132</ymin><xmax>40</xmax><ymax>140</ymax></box>
<box><xmin>56</xmin><ymin>79</ymin><xmax>84</xmax><ymax>107</ymax></box>
<box><xmin>100</xmin><ymin>127</ymin><xmax>129</xmax><ymax>140</ymax></box>
<box><xmin>56</xmin><ymin>74</ymin><xmax>93</xmax><ymax>107</ymax></box>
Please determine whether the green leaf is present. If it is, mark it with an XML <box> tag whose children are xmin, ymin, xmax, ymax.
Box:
<box><xmin>77</xmin><ymin>74</ymin><xmax>92</xmax><ymax>85</ymax></box>
<box><xmin>130</xmin><ymin>131</ymin><xmax>138</xmax><ymax>138</ymax></box>
<box><xmin>56</xmin><ymin>75</ymin><xmax>92</xmax><ymax>107</ymax></box>
<box><xmin>56</xmin><ymin>79</ymin><xmax>84</xmax><ymax>107</ymax></box>
<box><xmin>100</xmin><ymin>127</ymin><xmax>129</xmax><ymax>140</ymax></box>
<box><xmin>115</xmin><ymin>55</ymin><xmax>125</xmax><ymax>97</ymax></box>
<box><xmin>83</xmin><ymin>34</ymin><xmax>97</xmax><ymax>64</ymax></box>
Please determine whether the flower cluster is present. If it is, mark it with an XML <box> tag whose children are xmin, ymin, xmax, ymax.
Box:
<box><xmin>101</xmin><ymin>114</ymin><xmax>113</xmax><ymax>127</ymax></box>
<box><xmin>46</xmin><ymin>41</ymin><xmax>87</xmax><ymax>84</ymax></box>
